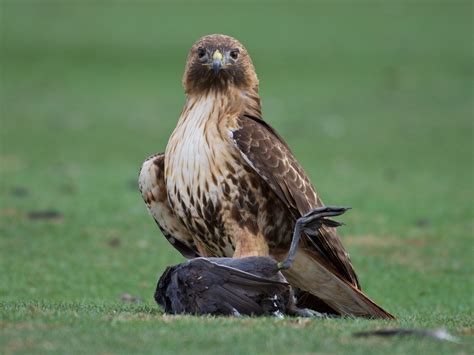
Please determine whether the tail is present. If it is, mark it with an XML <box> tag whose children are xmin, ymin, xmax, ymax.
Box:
<box><xmin>282</xmin><ymin>248</ymin><xmax>395</xmax><ymax>319</ymax></box>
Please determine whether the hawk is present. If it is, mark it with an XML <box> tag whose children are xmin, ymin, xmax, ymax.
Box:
<box><xmin>139</xmin><ymin>34</ymin><xmax>393</xmax><ymax>319</ymax></box>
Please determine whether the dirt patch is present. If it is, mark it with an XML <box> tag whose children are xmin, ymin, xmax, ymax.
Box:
<box><xmin>10</xmin><ymin>187</ymin><xmax>29</xmax><ymax>197</ymax></box>
<box><xmin>457</xmin><ymin>327</ymin><xmax>474</xmax><ymax>335</ymax></box>
<box><xmin>0</xmin><ymin>208</ymin><xmax>21</xmax><ymax>217</ymax></box>
<box><xmin>280</xmin><ymin>318</ymin><xmax>313</xmax><ymax>329</ymax></box>
<box><xmin>414</xmin><ymin>218</ymin><xmax>431</xmax><ymax>228</ymax></box>
<box><xmin>108</xmin><ymin>237</ymin><xmax>121</xmax><ymax>248</ymax></box>
<box><xmin>345</xmin><ymin>234</ymin><xmax>427</xmax><ymax>248</ymax></box>
<box><xmin>344</xmin><ymin>234</ymin><xmax>402</xmax><ymax>247</ymax></box>
<box><xmin>160</xmin><ymin>314</ymin><xmax>189</xmax><ymax>323</ymax></box>
<box><xmin>405</xmin><ymin>238</ymin><xmax>427</xmax><ymax>247</ymax></box>
<box><xmin>0</xmin><ymin>154</ymin><xmax>25</xmax><ymax>172</ymax></box>
<box><xmin>344</xmin><ymin>234</ymin><xmax>429</xmax><ymax>270</ymax></box>
<box><xmin>388</xmin><ymin>251</ymin><xmax>427</xmax><ymax>270</ymax></box>
<box><xmin>27</xmin><ymin>210</ymin><xmax>63</xmax><ymax>221</ymax></box>
<box><xmin>109</xmin><ymin>312</ymin><xmax>154</xmax><ymax>322</ymax></box>
<box><xmin>120</xmin><ymin>293</ymin><xmax>142</xmax><ymax>303</ymax></box>
<box><xmin>0</xmin><ymin>321</ymin><xmax>59</xmax><ymax>330</ymax></box>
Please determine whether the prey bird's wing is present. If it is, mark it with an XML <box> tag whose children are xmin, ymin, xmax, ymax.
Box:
<box><xmin>232</xmin><ymin>115</ymin><xmax>360</xmax><ymax>289</ymax></box>
<box><xmin>194</xmin><ymin>258</ymin><xmax>289</xmax><ymax>287</ymax></box>
<box><xmin>193</xmin><ymin>258</ymin><xmax>289</xmax><ymax>316</ymax></box>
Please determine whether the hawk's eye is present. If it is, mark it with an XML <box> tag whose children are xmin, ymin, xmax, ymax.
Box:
<box><xmin>197</xmin><ymin>47</ymin><xmax>206</xmax><ymax>59</ymax></box>
<box><xmin>230</xmin><ymin>49</ymin><xmax>239</xmax><ymax>60</ymax></box>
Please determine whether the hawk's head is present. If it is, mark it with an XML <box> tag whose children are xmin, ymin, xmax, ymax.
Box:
<box><xmin>183</xmin><ymin>34</ymin><xmax>259</xmax><ymax>95</ymax></box>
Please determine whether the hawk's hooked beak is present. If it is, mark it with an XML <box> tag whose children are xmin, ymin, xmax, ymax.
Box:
<box><xmin>212</xmin><ymin>50</ymin><xmax>223</xmax><ymax>74</ymax></box>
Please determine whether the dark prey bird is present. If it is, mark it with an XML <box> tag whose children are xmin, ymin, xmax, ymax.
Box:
<box><xmin>156</xmin><ymin>257</ymin><xmax>293</xmax><ymax>317</ymax></box>
<box><xmin>155</xmin><ymin>207</ymin><xmax>347</xmax><ymax>317</ymax></box>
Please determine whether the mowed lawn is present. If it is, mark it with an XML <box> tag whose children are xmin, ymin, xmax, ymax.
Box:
<box><xmin>1</xmin><ymin>1</ymin><xmax>472</xmax><ymax>354</ymax></box>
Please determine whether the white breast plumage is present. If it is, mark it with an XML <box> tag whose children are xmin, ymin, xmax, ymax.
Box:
<box><xmin>165</xmin><ymin>94</ymin><xmax>230</xmax><ymax>221</ymax></box>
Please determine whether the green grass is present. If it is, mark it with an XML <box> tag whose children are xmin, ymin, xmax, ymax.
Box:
<box><xmin>1</xmin><ymin>1</ymin><xmax>473</xmax><ymax>354</ymax></box>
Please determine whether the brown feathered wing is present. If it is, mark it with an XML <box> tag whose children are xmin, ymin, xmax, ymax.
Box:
<box><xmin>232</xmin><ymin>115</ymin><xmax>394</xmax><ymax>319</ymax></box>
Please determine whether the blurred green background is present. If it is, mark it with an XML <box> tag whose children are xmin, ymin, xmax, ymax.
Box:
<box><xmin>1</xmin><ymin>1</ymin><xmax>473</xmax><ymax>354</ymax></box>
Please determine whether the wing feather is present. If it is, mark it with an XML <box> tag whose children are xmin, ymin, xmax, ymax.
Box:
<box><xmin>139</xmin><ymin>153</ymin><xmax>199</xmax><ymax>258</ymax></box>
<box><xmin>232</xmin><ymin>115</ymin><xmax>360</xmax><ymax>288</ymax></box>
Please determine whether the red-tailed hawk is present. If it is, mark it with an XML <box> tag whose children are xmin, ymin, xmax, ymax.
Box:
<box><xmin>139</xmin><ymin>34</ymin><xmax>393</xmax><ymax>319</ymax></box>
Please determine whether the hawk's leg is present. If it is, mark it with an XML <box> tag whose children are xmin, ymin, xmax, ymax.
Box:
<box><xmin>278</xmin><ymin>206</ymin><xmax>350</xmax><ymax>270</ymax></box>
<box><xmin>232</xmin><ymin>229</ymin><xmax>269</xmax><ymax>258</ymax></box>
